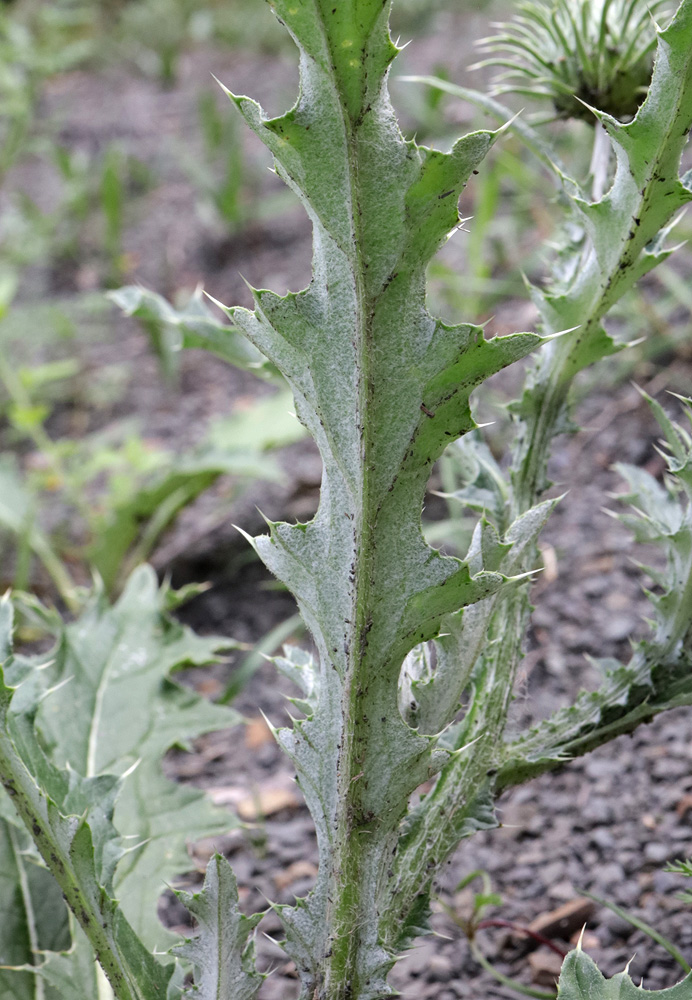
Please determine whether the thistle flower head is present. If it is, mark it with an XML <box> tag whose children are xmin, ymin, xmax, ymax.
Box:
<box><xmin>476</xmin><ymin>0</ymin><xmax>671</xmax><ymax>122</ymax></box>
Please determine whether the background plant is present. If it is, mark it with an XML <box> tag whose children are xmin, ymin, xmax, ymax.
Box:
<box><xmin>475</xmin><ymin>0</ymin><xmax>671</xmax><ymax>121</ymax></box>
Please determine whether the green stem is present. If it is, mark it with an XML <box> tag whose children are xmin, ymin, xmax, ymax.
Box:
<box><xmin>320</xmin><ymin>73</ymin><xmax>379</xmax><ymax>1000</ymax></box>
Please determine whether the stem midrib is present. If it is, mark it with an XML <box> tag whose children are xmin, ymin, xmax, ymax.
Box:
<box><xmin>319</xmin><ymin>22</ymin><xmax>380</xmax><ymax>999</ymax></box>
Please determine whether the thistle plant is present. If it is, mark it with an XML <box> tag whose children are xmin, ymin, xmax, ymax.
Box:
<box><xmin>476</xmin><ymin>0</ymin><xmax>670</xmax><ymax>121</ymax></box>
<box><xmin>1</xmin><ymin>1</ymin><xmax>692</xmax><ymax>999</ymax></box>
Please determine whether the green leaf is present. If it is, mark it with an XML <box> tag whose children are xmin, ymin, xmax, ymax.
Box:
<box><xmin>2</xmin><ymin>918</ymin><xmax>100</xmax><ymax>1000</ymax></box>
<box><xmin>207</xmin><ymin>387</ymin><xmax>306</xmax><ymax>453</ymax></box>
<box><xmin>0</xmin><ymin>604</ymin><xmax>174</xmax><ymax>1000</ymax></box>
<box><xmin>557</xmin><ymin>948</ymin><xmax>692</xmax><ymax>998</ymax></box>
<box><xmin>498</xmin><ymin>397</ymin><xmax>692</xmax><ymax>789</ymax></box>
<box><xmin>0</xmin><ymin>566</ymin><xmax>243</xmax><ymax>998</ymax></box>
<box><xmin>213</xmin><ymin>3</ymin><xmax>543</xmax><ymax>994</ymax></box>
<box><xmin>27</xmin><ymin>566</ymin><xmax>243</xmax><ymax>949</ymax></box>
<box><xmin>0</xmin><ymin>816</ymin><xmax>70</xmax><ymax>1000</ymax></box>
<box><xmin>510</xmin><ymin>0</ymin><xmax>692</xmax><ymax>504</ymax></box>
<box><xmin>86</xmin><ymin>442</ymin><xmax>280</xmax><ymax>592</ymax></box>
<box><xmin>108</xmin><ymin>285</ymin><xmax>276</xmax><ymax>378</ymax></box>
<box><xmin>174</xmin><ymin>854</ymin><xmax>263</xmax><ymax>1000</ymax></box>
<box><xmin>22</xmin><ymin>922</ymin><xmax>185</xmax><ymax>1000</ymax></box>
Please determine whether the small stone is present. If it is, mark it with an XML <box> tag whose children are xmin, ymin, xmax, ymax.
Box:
<box><xmin>509</xmin><ymin>866</ymin><xmax>536</xmax><ymax>883</ymax></box>
<box><xmin>530</xmin><ymin>897</ymin><xmax>594</xmax><ymax>939</ymax></box>
<box><xmin>652</xmin><ymin>758</ymin><xmax>690</xmax><ymax>780</ymax></box>
<box><xmin>644</xmin><ymin>842</ymin><xmax>673</xmax><ymax>865</ymax></box>
<box><xmin>273</xmin><ymin>860</ymin><xmax>318</xmax><ymax>891</ymax></box>
<box><xmin>653</xmin><ymin>870</ymin><xmax>683</xmax><ymax>894</ymax></box>
<box><xmin>399</xmin><ymin>940</ymin><xmax>438</xmax><ymax>978</ymax></box>
<box><xmin>273</xmin><ymin>817</ymin><xmax>313</xmax><ymax>848</ymax></box>
<box><xmin>614</xmin><ymin>882</ymin><xmax>643</xmax><ymax>908</ymax></box>
<box><xmin>602</xmin><ymin>615</ymin><xmax>635</xmax><ymax>643</ymax></box>
<box><xmin>542</xmin><ymin>861</ymin><xmax>567</xmax><ymax>886</ymax></box>
<box><xmin>237</xmin><ymin>786</ymin><xmax>302</xmax><ymax>821</ymax></box>
<box><xmin>426</xmin><ymin>954</ymin><xmax>454</xmax><ymax>983</ymax></box>
<box><xmin>582</xmin><ymin>798</ymin><xmax>615</xmax><ymax>825</ymax></box>
<box><xmin>618</xmin><ymin>852</ymin><xmax>642</xmax><ymax>875</ymax></box>
<box><xmin>598</xmin><ymin>862</ymin><xmax>625</xmax><ymax>888</ymax></box>
<box><xmin>548</xmin><ymin>880</ymin><xmax>577</xmax><ymax>902</ymax></box>
<box><xmin>589</xmin><ymin>828</ymin><xmax>616</xmax><ymax>851</ymax></box>
<box><xmin>584</xmin><ymin>757</ymin><xmax>616</xmax><ymax>780</ymax></box>
<box><xmin>602</xmin><ymin>909</ymin><xmax>635</xmax><ymax>939</ymax></box>
<box><xmin>528</xmin><ymin>951</ymin><xmax>564</xmax><ymax>987</ymax></box>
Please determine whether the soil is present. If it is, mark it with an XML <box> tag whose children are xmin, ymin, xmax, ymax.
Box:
<box><xmin>5</xmin><ymin>6</ymin><xmax>692</xmax><ymax>999</ymax></box>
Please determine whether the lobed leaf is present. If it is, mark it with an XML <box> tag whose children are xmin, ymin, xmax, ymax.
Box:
<box><xmin>212</xmin><ymin>1</ymin><xmax>546</xmax><ymax>994</ymax></box>
<box><xmin>24</xmin><ymin>566</ymin><xmax>242</xmax><ymax>949</ymax></box>
<box><xmin>0</xmin><ymin>567</ymin><xmax>244</xmax><ymax>997</ymax></box>
<box><xmin>557</xmin><ymin>948</ymin><xmax>692</xmax><ymax>998</ymax></box>
<box><xmin>0</xmin><ymin>605</ymin><xmax>174</xmax><ymax>1000</ymax></box>
<box><xmin>173</xmin><ymin>854</ymin><xmax>263</xmax><ymax>1000</ymax></box>
<box><xmin>498</xmin><ymin>397</ymin><xmax>692</xmax><ymax>789</ymax></box>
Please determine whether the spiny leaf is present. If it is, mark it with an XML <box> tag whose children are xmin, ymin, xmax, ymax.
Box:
<box><xmin>505</xmin><ymin>0</ymin><xmax>692</xmax><ymax>503</ymax></box>
<box><xmin>174</xmin><ymin>854</ymin><xmax>263</xmax><ymax>1000</ymax></box>
<box><xmin>0</xmin><ymin>602</ymin><xmax>173</xmax><ymax>1000</ymax></box>
<box><xmin>212</xmin><ymin>1</ymin><xmax>543</xmax><ymax>995</ymax></box>
<box><xmin>557</xmin><ymin>948</ymin><xmax>692</xmax><ymax>998</ymax></box>
<box><xmin>22</xmin><ymin>566</ymin><xmax>243</xmax><ymax>950</ymax></box>
<box><xmin>498</xmin><ymin>396</ymin><xmax>692</xmax><ymax>789</ymax></box>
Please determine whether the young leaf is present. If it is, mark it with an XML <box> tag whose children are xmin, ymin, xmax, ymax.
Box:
<box><xmin>22</xmin><ymin>566</ymin><xmax>243</xmax><ymax>950</ymax></box>
<box><xmin>0</xmin><ymin>602</ymin><xmax>174</xmax><ymax>1000</ymax></box>
<box><xmin>174</xmin><ymin>854</ymin><xmax>263</xmax><ymax>1000</ymax></box>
